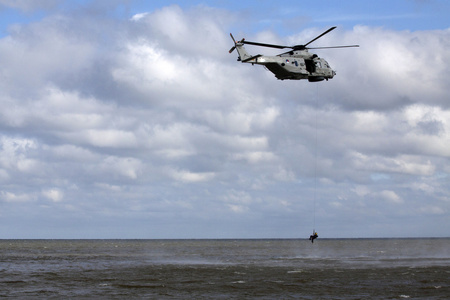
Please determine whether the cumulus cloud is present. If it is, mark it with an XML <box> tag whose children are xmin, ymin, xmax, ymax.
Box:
<box><xmin>0</xmin><ymin>3</ymin><xmax>448</xmax><ymax>238</ymax></box>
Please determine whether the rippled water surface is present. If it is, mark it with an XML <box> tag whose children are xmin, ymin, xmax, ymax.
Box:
<box><xmin>1</xmin><ymin>239</ymin><xmax>449</xmax><ymax>298</ymax></box>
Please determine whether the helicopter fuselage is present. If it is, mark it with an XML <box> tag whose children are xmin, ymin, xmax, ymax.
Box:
<box><xmin>249</xmin><ymin>51</ymin><xmax>335</xmax><ymax>81</ymax></box>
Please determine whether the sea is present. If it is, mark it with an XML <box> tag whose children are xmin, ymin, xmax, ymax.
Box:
<box><xmin>1</xmin><ymin>238</ymin><xmax>448</xmax><ymax>299</ymax></box>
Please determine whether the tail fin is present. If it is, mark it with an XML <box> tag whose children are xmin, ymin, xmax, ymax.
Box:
<box><xmin>229</xmin><ymin>33</ymin><xmax>252</xmax><ymax>62</ymax></box>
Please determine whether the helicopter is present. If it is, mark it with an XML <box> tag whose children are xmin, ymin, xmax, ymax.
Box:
<box><xmin>229</xmin><ymin>26</ymin><xmax>358</xmax><ymax>82</ymax></box>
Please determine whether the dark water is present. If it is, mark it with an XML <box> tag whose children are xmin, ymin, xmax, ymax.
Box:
<box><xmin>0</xmin><ymin>239</ymin><xmax>449</xmax><ymax>299</ymax></box>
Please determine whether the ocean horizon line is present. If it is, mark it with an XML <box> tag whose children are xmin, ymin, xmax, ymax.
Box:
<box><xmin>1</xmin><ymin>237</ymin><xmax>448</xmax><ymax>241</ymax></box>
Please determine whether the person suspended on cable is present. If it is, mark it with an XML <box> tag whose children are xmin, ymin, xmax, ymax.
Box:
<box><xmin>309</xmin><ymin>231</ymin><xmax>318</xmax><ymax>243</ymax></box>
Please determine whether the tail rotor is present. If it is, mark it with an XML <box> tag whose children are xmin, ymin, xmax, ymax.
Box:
<box><xmin>229</xmin><ymin>33</ymin><xmax>246</xmax><ymax>53</ymax></box>
<box><xmin>229</xmin><ymin>33</ymin><xmax>237</xmax><ymax>53</ymax></box>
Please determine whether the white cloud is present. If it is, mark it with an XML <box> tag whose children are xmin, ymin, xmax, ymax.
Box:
<box><xmin>42</xmin><ymin>188</ymin><xmax>64</xmax><ymax>202</ymax></box>
<box><xmin>0</xmin><ymin>191</ymin><xmax>33</xmax><ymax>203</ymax></box>
<box><xmin>75</xmin><ymin>129</ymin><xmax>138</xmax><ymax>148</ymax></box>
<box><xmin>113</xmin><ymin>40</ymin><xmax>178</xmax><ymax>87</ymax></box>
<box><xmin>351</xmin><ymin>153</ymin><xmax>436</xmax><ymax>176</ymax></box>
<box><xmin>190</xmin><ymin>106</ymin><xmax>280</xmax><ymax>134</ymax></box>
<box><xmin>100</xmin><ymin>156</ymin><xmax>143</xmax><ymax>180</ymax></box>
<box><xmin>318</xmin><ymin>25</ymin><xmax>450</xmax><ymax>110</ymax></box>
<box><xmin>352</xmin><ymin>185</ymin><xmax>371</xmax><ymax>197</ymax></box>
<box><xmin>232</xmin><ymin>151</ymin><xmax>277</xmax><ymax>164</ymax></box>
<box><xmin>0</xmin><ymin>137</ymin><xmax>39</xmax><ymax>172</ymax></box>
<box><xmin>222</xmin><ymin>190</ymin><xmax>253</xmax><ymax>213</ymax></box>
<box><xmin>168</xmin><ymin>168</ymin><xmax>215</xmax><ymax>183</ymax></box>
<box><xmin>379</xmin><ymin>190</ymin><xmax>404</xmax><ymax>204</ymax></box>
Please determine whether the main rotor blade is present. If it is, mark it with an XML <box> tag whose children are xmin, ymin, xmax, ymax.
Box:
<box><xmin>304</xmin><ymin>26</ymin><xmax>336</xmax><ymax>47</ymax></box>
<box><xmin>242</xmin><ymin>40</ymin><xmax>289</xmax><ymax>49</ymax></box>
<box><xmin>307</xmin><ymin>45</ymin><xmax>359</xmax><ymax>49</ymax></box>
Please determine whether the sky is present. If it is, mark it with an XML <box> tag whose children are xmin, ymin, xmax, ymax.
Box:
<box><xmin>0</xmin><ymin>0</ymin><xmax>449</xmax><ymax>239</ymax></box>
